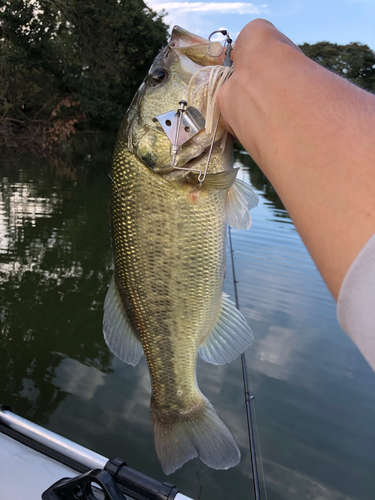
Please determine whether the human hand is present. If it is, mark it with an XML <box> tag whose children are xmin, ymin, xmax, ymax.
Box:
<box><xmin>217</xmin><ymin>19</ymin><xmax>303</xmax><ymax>138</ymax></box>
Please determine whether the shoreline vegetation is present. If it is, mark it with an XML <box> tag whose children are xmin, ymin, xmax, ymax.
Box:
<box><xmin>1</xmin><ymin>2</ymin><xmax>375</xmax><ymax>155</ymax></box>
<box><xmin>0</xmin><ymin>0</ymin><xmax>168</xmax><ymax>154</ymax></box>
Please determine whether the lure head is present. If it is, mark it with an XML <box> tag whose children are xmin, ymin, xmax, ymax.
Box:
<box><xmin>121</xmin><ymin>26</ymin><xmax>230</xmax><ymax>175</ymax></box>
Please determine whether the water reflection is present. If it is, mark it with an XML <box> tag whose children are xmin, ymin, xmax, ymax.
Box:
<box><xmin>0</xmin><ymin>135</ymin><xmax>115</xmax><ymax>424</ymax></box>
<box><xmin>0</xmin><ymin>138</ymin><xmax>374</xmax><ymax>500</ymax></box>
<box><xmin>234</xmin><ymin>147</ymin><xmax>288</xmax><ymax>215</ymax></box>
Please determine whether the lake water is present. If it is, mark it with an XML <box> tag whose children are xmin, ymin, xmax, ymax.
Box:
<box><xmin>1</xmin><ymin>135</ymin><xmax>374</xmax><ymax>500</ymax></box>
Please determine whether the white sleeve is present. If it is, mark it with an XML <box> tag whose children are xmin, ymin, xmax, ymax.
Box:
<box><xmin>337</xmin><ymin>233</ymin><xmax>375</xmax><ymax>371</ymax></box>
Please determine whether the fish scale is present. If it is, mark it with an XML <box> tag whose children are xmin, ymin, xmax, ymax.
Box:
<box><xmin>103</xmin><ymin>25</ymin><xmax>258</xmax><ymax>475</ymax></box>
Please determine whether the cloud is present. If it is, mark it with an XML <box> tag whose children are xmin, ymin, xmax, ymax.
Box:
<box><xmin>147</xmin><ymin>1</ymin><xmax>266</xmax><ymax>15</ymax></box>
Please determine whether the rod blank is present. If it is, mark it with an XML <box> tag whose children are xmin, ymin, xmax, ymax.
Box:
<box><xmin>228</xmin><ymin>227</ymin><xmax>261</xmax><ymax>500</ymax></box>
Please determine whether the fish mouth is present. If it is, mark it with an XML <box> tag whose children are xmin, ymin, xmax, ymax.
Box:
<box><xmin>163</xmin><ymin>148</ymin><xmax>209</xmax><ymax>178</ymax></box>
<box><xmin>181</xmin><ymin>150</ymin><xmax>207</xmax><ymax>169</ymax></box>
<box><xmin>151</xmin><ymin>120</ymin><xmax>209</xmax><ymax>173</ymax></box>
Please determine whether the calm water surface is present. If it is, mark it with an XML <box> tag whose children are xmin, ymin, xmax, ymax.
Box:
<box><xmin>1</xmin><ymin>135</ymin><xmax>374</xmax><ymax>500</ymax></box>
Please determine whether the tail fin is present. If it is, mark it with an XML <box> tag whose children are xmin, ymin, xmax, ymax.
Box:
<box><xmin>151</xmin><ymin>397</ymin><xmax>240</xmax><ymax>475</ymax></box>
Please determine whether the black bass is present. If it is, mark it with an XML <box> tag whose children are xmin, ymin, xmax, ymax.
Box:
<box><xmin>103</xmin><ymin>26</ymin><xmax>259</xmax><ymax>475</ymax></box>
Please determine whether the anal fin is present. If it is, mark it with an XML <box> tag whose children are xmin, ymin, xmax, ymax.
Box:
<box><xmin>199</xmin><ymin>292</ymin><xmax>254</xmax><ymax>365</ymax></box>
<box><xmin>103</xmin><ymin>275</ymin><xmax>143</xmax><ymax>366</ymax></box>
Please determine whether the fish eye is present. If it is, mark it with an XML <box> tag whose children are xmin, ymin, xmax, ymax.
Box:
<box><xmin>150</xmin><ymin>68</ymin><xmax>168</xmax><ymax>85</ymax></box>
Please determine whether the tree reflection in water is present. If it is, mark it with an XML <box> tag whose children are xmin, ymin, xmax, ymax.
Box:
<box><xmin>234</xmin><ymin>145</ymin><xmax>291</xmax><ymax>220</ymax></box>
<box><xmin>0</xmin><ymin>134</ymin><xmax>116</xmax><ymax>424</ymax></box>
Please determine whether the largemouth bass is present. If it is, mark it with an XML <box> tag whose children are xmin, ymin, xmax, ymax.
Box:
<box><xmin>103</xmin><ymin>26</ymin><xmax>259</xmax><ymax>475</ymax></box>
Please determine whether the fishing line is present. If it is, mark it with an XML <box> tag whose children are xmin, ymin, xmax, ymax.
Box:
<box><xmin>228</xmin><ymin>226</ymin><xmax>263</xmax><ymax>500</ymax></box>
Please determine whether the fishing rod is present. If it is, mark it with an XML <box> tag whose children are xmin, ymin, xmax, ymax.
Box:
<box><xmin>228</xmin><ymin>226</ymin><xmax>262</xmax><ymax>500</ymax></box>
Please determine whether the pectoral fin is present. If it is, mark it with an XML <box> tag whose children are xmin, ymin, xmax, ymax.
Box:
<box><xmin>199</xmin><ymin>292</ymin><xmax>254</xmax><ymax>365</ymax></box>
<box><xmin>103</xmin><ymin>275</ymin><xmax>143</xmax><ymax>366</ymax></box>
<box><xmin>225</xmin><ymin>179</ymin><xmax>259</xmax><ymax>230</ymax></box>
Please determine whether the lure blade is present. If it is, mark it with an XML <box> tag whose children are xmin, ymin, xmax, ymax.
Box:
<box><xmin>154</xmin><ymin>106</ymin><xmax>205</xmax><ymax>147</ymax></box>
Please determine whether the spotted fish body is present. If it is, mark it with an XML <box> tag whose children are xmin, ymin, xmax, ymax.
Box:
<box><xmin>104</xmin><ymin>26</ymin><xmax>259</xmax><ymax>475</ymax></box>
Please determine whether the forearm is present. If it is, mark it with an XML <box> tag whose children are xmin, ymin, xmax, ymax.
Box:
<box><xmin>218</xmin><ymin>20</ymin><xmax>375</xmax><ymax>299</ymax></box>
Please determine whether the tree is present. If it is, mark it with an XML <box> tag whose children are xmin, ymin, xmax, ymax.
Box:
<box><xmin>299</xmin><ymin>41</ymin><xmax>375</xmax><ymax>93</ymax></box>
<box><xmin>0</xmin><ymin>0</ymin><xmax>169</xmax><ymax>151</ymax></box>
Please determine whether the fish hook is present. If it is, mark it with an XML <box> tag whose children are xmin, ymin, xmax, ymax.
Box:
<box><xmin>207</xmin><ymin>30</ymin><xmax>233</xmax><ymax>67</ymax></box>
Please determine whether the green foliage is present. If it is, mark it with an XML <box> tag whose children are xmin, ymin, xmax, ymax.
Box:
<box><xmin>0</xmin><ymin>0</ymin><xmax>169</xmax><ymax>150</ymax></box>
<box><xmin>299</xmin><ymin>41</ymin><xmax>375</xmax><ymax>93</ymax></box>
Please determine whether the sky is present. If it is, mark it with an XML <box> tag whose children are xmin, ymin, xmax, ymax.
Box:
<box><xmin>145</xmin><ymin>0</ymin><xmax>375</xmax><ymax>49</ymax></box>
